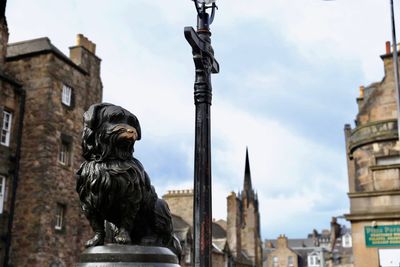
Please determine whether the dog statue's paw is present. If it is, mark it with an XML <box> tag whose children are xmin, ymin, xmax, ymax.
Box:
<box><xmin>85</xmin><ymin>233</ymin><xmax>105</xmax><ymax>247</ymax></box>
<box><xmin>114</xmin><ymin>228</ymin><xmax>131</xmax><ymax>244</ymax></box>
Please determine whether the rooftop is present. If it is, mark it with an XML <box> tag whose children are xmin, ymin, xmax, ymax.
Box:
<box><xmin>6</xmin><ymin>37</ymin><xmax>86</xmax><ymax>74</ymax></box>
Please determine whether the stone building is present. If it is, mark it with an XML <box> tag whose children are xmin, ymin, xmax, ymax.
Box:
<box><xmin>163</xmin><ymin>149</ymin><xmax>263</xmax><ymax>267</ymax></box>
<box><xmin>0</xmin><ymin>4</ymin><xmax>102</xmax><ymax>266</ymax></box>
<box><xmin>263</xmin><ymin>219</ymin><xmax>353</xmax><ymax>267</ymax></box>
<box><xmin>344</xmin><ymin>41</ymin><xmax>400</xmax><ymax>266</ymax></box>
<box><xmin>164</xmin><ymin>190</ymin><xmax>233</xmax><ymax>267</ymax></box>
<box><xmin>264</xmin><ymin>235</ymin><xmax>300</xmax><ymax>267</ymax></box>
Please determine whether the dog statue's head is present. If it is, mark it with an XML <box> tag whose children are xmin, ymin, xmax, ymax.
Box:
<box><xmin>82</xmin><ymin>103</ymin><xmax>141</xmax><ymax>161</ymax></box>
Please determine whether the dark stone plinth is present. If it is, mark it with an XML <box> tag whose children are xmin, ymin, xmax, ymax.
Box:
<box><xmin>77</xmin><ymin>244</ymin><xmax>180</xmax><ymax>267</ymax></box>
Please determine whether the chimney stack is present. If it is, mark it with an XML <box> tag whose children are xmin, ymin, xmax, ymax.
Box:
<box><xmin>76</xmin><ymin>34</ymin><xmax>96</xmax><ymax>54</ymax></box>
<box><xmin>0</xmin><ymin>0</ymin><xmax>8</xmax><ymax>69</ymax></box>
<box><xmin>69</xmin><ymin>34</ymin><xmax>100</xmax><ymax>74</ymax></box>
<box><xmin>356</xmin><ymin>85</ymin><xmax>365</xmax><ymax>112</ymax></box>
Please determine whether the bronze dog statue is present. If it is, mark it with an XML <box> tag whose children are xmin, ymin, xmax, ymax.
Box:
<box><xmin>76</xmin><ymin>103</ymin><xmax>181</xmax><ymax>257</ymax></box>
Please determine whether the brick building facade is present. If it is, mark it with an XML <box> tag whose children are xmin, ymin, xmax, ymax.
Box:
<box><xmin>0</xmin><ymin>5</ymin><xmax>102</xmax><ymax>266</ymax></box>
<box><xmin>344</xmin><ymin>41</ymin><xmax>400</xmax><ymax>266</ymax></box>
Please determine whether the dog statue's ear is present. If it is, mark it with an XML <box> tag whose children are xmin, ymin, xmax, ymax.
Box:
<box><xmin>83</xmin><ymin>103</ymin><xmax>112</xmax><ymax>130</ymax></box>
<box><xmin>82</xmin><ymin>126</ymin><xmax>95</xmax><ymax>161</ymax></box>
<box><xmin>82</xmin><ymin>103</ymin><xmax>112</xmax><ymax>160</ymax></box>
<box><xmin>134</xmin><ymin>116</ymin><xmax>141</xmax><ymax>141</ymax></box>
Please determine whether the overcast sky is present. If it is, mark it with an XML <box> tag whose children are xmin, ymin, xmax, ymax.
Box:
<box><xmin>6</xmin><ymin>0</ymin><xmax>399</xmax><ymax>239</ymax></box>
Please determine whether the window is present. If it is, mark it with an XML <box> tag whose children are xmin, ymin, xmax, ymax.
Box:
<box><xmin>0</xmin><ymin>176</ymin><xmax>5</xmax><ymax>213</ymax></box>
<box><xmin>376</xmin><ymin>155</ymin><xmax>400</xmax><ymax>166</ymax></box>
<box><xmin>288</xmin><ymin>256</ymin><xmax>294</xmax><ymax>267</ymax></box>
<box><xmin>379</xmin><ymin>249</ymin><xmax>400</xmax><ymax>267</ymax></box>
<box><xmin>308</xmin><ymin>253</ymin><xmax>321</xmax><ymax>267</ymax></box>
<box><xmin>49</xmin><ymin>261</ymin><xmax>65</xmax><ymax>267</ymax></box>
<box><xmin>185</xmin><ymin>249</ymin><xmax>191</xmax><ymax>264</ymax></box>
<box><xmin>272</xmin><ymin>256</ymin><xmax>279</xmax><ymax>267</ymax></box>
<box><xmin>55</xmin><ymin>203</ymin><xmax>65</xmax><ymax>230</ymax></box>
<box><xmin>59</xmin><ymin>140</ymin><xmax>71</xmax><ymax>166</ymax></box>
<box><xmin>342</xmin><ymin>233</ymin><xmax>352</xmax><ymax>248</ymax></box>
<box><xmin>1</xmin><ymin>111</ymin><xmax>12</xmax><ymax>146</ymax></box>
<box><xmin>61</xmin><ymin>85</ymin><xmax>72</xmax><ymax>106</ymax></box>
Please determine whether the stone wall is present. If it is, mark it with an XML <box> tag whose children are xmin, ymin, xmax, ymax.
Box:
<box><xmin>345</xmin><ymin>43</ymin><xmax>400</xmax><ymax>267</ymax></box>
<box><xmin>241</xmin><ymin>195</ymin><xmax>257</xmax><ymax>263</ymax></box>
<box><xmin>227</xmin><ymin>192</ymin><xmax>241</xmax><ymax>258</ymax></box>
<box><xmin>0</xmin><ymin>74</ymin><xmax>22</xmax><ymax>267</ymax></box>
<box><xmin>4</xmin><ymin>36</ymin><xmax>102</xmax><ymax>267</ymax></box>
<box><xmin>266</xmin><ymin>235</ymin><xmax>298</xmax><ymax>267</ymax></box>
<box><xmin>163</xmin><ymin>189</ymin><xmax>194</xmax><ymax>227</ymax></box>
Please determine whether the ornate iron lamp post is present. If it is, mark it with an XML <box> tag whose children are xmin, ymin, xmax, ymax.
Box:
<box><xmin>184</xmin><ymin>1</ymin><xmax>219</xmax><ymax>266</ymax></box>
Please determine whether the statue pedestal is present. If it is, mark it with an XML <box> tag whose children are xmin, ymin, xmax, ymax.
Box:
<box><xmin>77</xmin><ymin>244</ymin><xmax>180</xmax><ymax>267</ymax></box>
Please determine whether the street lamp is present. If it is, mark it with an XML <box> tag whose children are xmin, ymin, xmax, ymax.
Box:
<box><xmin>184</xmin><ymin>1</ymin><xmax>219</xmax><ymax>267</ymax></box>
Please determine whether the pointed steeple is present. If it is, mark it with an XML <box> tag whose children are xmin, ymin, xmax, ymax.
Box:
<box><xmin>243</xmin><ymin>147</ymin><xmax>252</xmax><ymax>192</ymax></box>
<box><xmin>242</xmin><ymin>147</ymin><xmax>255</xmax><ymax>207</ymax></box>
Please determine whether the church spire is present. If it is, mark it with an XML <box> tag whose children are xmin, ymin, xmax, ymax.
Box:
<box><xmin>243</xmin><ymin>147</ymin><xmax>253</xmax><ymax>197</ymax></box>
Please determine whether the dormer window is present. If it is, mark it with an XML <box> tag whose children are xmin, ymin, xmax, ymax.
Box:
<box><xmin>61</xmin><ymin>84</ymin><xmax>72</xmax><ymax>106</ymax></box>
<box><xmin>308</xmin><ymin>252</ymin><xmax>321</xmax><ymax>267</ymax></box>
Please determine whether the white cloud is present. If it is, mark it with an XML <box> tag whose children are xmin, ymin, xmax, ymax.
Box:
<box><xmin>6</xmin><ymin>0</ymin><xmax>373</xmax><ymax>238</ymax></box>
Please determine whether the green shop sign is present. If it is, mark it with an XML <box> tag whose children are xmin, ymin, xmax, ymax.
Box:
<box><xmin>365</xmin><ymin>225</ymin><xmax>400</xmax><ymax>247</ymax></box>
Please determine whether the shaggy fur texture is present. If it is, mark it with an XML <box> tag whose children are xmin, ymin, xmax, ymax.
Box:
<box><xmin>76</xmin><ymin>103</ymin><xmax>181</xmax><ymax>256</ymax></box>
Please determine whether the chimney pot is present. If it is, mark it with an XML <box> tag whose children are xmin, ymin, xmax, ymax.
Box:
<box><xmin>386</xmin><ymin>41</ymin><xmax>391</xmax><ymax>54</ymax></box>
<box><xmin>359</xmin><ymin>85</ymin><xmax>365</xmax><ymax>98</ymax></box>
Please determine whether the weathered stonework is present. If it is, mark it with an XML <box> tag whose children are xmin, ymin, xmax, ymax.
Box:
<box><xmin>0</xmin><ymin>33</ymin><xmax>102</xmax><ymax>267</ymax></box>
<box><xmin>163</xmin><ymin>189</ymin><xmax>194</xmax><ymax>227</ymax></box>
<box><xmin>266</xmin><ymin>235</ymin><xmax>299</xmax><ymax>267</ymax></box>
<box><xmin>345</xmin><ymin>43</ymin><xmax>400</xmax><ymax>267</ymax></box>
<box><xmin>163</xmin><ymin>150</ymin><xmax>263</xmax><ymax>267</ymax></box>
<box><xmin>227</xmin><ymin>191</ymin><xmax>242</xmax><ymax>258</ymax></box>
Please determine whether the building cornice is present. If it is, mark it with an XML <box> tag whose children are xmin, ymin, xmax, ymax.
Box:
<box><xmin>345</xmin><ymin>211</ymin><xmax>400</xmax><ymax>222</ymax></box>
<box><xmin>348</xmin><ymin>189</ymin><xmax>400</xmax><ymax>198</ymax></box>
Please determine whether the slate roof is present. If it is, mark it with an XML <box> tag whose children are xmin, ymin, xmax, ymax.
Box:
<box><xmin>6</xmin><ymin>37</ymin><xmax>87</xmax><ymax>73</ymax></box>
<box><xmin>212</xmin><ymin>221</ymin><xmax>227</xmax><ymax>239</ymax></box>
<box><xmin>264</xmin><ymin>238</ymin><xmax>316</xmax><ymax>249</ymax></box>
<box><xmin>171</xmin><ymin>214</ymin><xmax>228</xmax><ymax>243</ymax></box>
<box><xmin>171</xmin><ymin>214</ymin><xmax>191</xmax><ymax>242</ymax></box>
